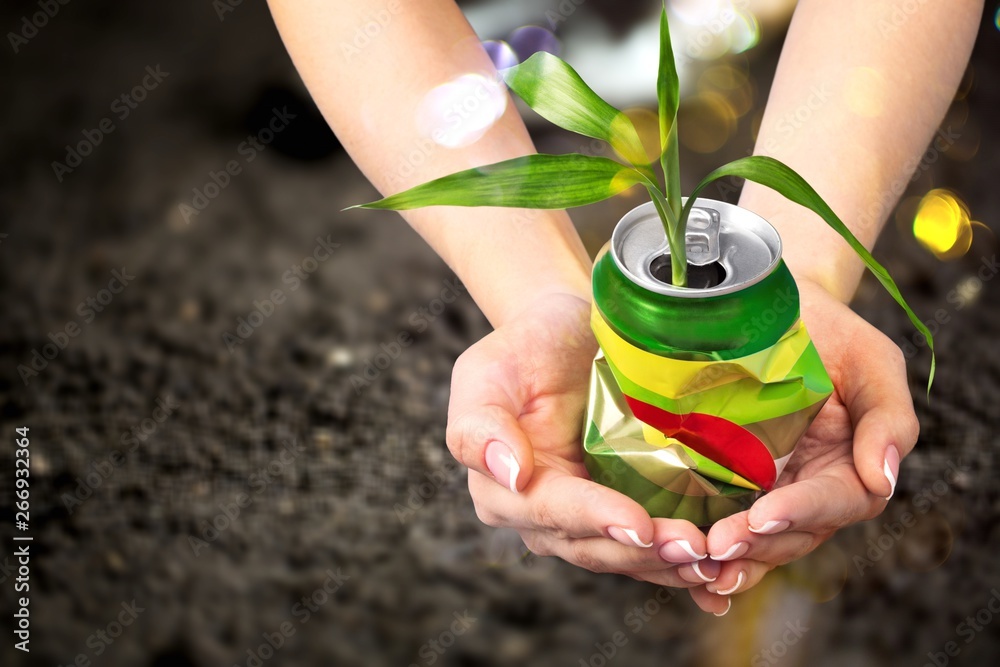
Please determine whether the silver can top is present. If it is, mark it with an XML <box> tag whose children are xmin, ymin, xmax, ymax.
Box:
<box><xmin>610</xmin><ymin>198</ymin><xmax>782</xmax><ymax>298</ymax></box>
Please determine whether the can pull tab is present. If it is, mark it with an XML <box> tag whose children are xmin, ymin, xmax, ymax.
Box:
<box><xmin>684</xmin><ymin>206</ymin><xmax>721</xmax><ymax>266</ymax></box>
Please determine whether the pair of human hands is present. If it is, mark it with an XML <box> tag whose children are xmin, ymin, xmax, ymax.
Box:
<box><xmin>445</xmin><ymin>279</ymin><xmax>919</xmax><ymax>615</ymax></box>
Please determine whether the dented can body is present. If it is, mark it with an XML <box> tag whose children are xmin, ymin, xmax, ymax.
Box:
<box><xmin>584</xmin><ymin>199</ymin><xmax>833</xmax><ymax>526</ymax></box>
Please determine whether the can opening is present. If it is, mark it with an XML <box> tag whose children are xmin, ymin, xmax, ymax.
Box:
<box><xmin>649</xmin><ymin>255</ymin><xmax>727</xmax><ymax>289</ymax></box>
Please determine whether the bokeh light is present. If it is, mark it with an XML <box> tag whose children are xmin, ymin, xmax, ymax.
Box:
<box><xmin>622</xmin><ymin>107</ymin><xmax>662</xmax><ymax>164</ymax></box>
<box><xmin>670</xmin><ymin>0</ymin><xmax>762</xmax><ymax>61</ymax></box>
<box><xmin>415</xmin><ymin>73</ymin><xmax>507</xmax><ymax>149</ymax></box>
<box><xmin>677</xmin><ymin>92</ymin><xmax>737</xmax><ymax>153</ymax></box>
<box><xmin>728</xmin><ymin>9</ymin><xmax>761</xmax><ymax>53</ymax></box>
<box><xmin>845</xmin><ymin>67</ymin><xmax>886</xmax><ymax>118</ymax></box>
<box><xmin>507</xmin><ymin>25</ymin><xmax>560</xmax><ymax>61</ymax></box>
<box><xmin>913</xmin><ymin>189</ymin><xmax>974</xmax><ymax>261</ymax></box>
<box><xmin>482</xmin><ymin>40</ymin><xmax>519</xmax><ymax>70</ymax></box>
<box><xmin>952</xmin><ymin>275</ymin><xmax>984</xmax><ymax>309</ymax></box>
<box><xmin>698</xmin><ymin>65</ymin><xmax>755</xmax><ymax>117</ymax></box>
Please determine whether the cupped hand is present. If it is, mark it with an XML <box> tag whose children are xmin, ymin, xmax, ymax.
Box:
<box><xmin>688</xmin><ymin>278</ymin><xmax>920</xmax><ymax>614</ymax></box>
<box><xmin>447</xmin><ymin>291</ymin><xmax>714</xmax><ymax>591</ymax></box>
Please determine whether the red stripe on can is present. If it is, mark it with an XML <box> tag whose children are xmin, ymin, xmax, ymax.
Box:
<box><xmin>624</xmin><ymin>396</ymin><xmax>777</xmax><ymax>490</ymax></box>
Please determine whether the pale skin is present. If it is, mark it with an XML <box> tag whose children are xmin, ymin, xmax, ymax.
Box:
<box><xmin>268</xmin><ymin>0</ymin><xmax>983</xmax><ymax>614</ymax></box>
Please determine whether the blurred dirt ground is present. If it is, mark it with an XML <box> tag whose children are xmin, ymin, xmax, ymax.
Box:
<box><xmin>1</xmin><ymin>2</ymin><xmax>999</xmax><ymax>666</ymax></box>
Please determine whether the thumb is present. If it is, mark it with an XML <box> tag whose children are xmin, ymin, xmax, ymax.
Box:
<box><xmin>446</xmin><ymin>346</ymin><xmax>535</xmax><ymax>493</ymax></box>
<box><xmin>844</xmin><ymin>343</ymin><xmax>920</xmax><ymax>500</ymax></box>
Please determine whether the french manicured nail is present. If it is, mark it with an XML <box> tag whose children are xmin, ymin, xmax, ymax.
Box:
<box><xmin>711</xmin><ymin>571</ymin><xmax>745</xmax><ymax>596</ymax></box>
<box><xmin>710</xmin><ymin>542</ymin><xmax>749</xmax><ymax>562</ymax></box>
<box><xmin>659</xmin><ymin>539</ymin><xmax>706</xmax><ymax>563</ymax></box>
<box><xmin>485</xmin><ymin>441</ymin><xmax>520</xmax><ymax>493</ymax></box>
<box><xmin>749</xmin><ymin>520</ymin><xmax>790</xmax><ymax>535</ymax></box>
<box><xmin>608</xmin><ymin>527</ymin><xmax>653</xmax><ymax>548</ymax></box>
<box><xmin>713</xmin><ymin>598</ymin><xmax>732</xmax><ymax>617</ymax></box>
<box><xmin>691</xmin><ymin>559</ymin><xmax>719</xmax><ymax>583</ymax></box>
<box><xmin>883</xmin><ymin>445</ymin><xmax>900</xmax><ymax>500</ymax></box>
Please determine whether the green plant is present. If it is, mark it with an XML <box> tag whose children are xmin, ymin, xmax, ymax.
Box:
<box><xmin>355</xmin><ymin>5</ymin><xmax>934</xmax><ymax>388</ymax></box>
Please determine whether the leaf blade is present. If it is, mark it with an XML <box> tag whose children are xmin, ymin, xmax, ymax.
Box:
<box><xmin>657</xmin><ymin>3</ymin><xmax>681</xmax><ymax>218</ymax></box>
<box><xmin>355</xmin><ymin>154</ymin><xmax>646</xmax><ymax>211</ymax></box>
<box><xmin>684</xmin><ymin>155</ymin><xmax>935</xmax><ymax>392</ymax></box>
<box><xmin>502</xmin><ymin>52</ymin><xmax>649</xmax><ymax>167</ymax></box>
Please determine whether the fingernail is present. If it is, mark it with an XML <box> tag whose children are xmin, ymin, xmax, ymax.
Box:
<box><xmin>712</xmin><ymin>571</ymin><xmax>745</xmax><ymax>596</ymax></box>
<box><xmin>883</xmin><ymin>445</ymin><xmax>900</xmax><ymax>500</ymax></box>
<box><xmin>608</xmin><ymin>527</ymin><xmax>653</xmax><ymax>548</ymax></box>
<box><xmin>710</xmin><ymin>542</ymin><xmax>749</xmax><ymax>562</ymax></box>
<box><xmin>659</xmin><ymin>539</ymin><xmax>706</xmax><ymax>563</ymax></box>
<box><xmin>749</xmin><ymin>520</ymin><xmax>790</xmax><ymax>535</ymax></box>
<box><xmin>691</xmin><ymin>559</ymin><xmax>718</xmax><ymax>583</ymax></box>
<box><xmin>485</xmin><ymin>441</ymin><xmax>520</xmax><ymax>493</ymax></box>
<box><xmin>713</xmin><ymin>598</ymin><xmax>732</xmax><ymax>617</ymax></box>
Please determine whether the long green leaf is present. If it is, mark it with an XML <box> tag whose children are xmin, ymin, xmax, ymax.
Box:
<box><xmin>502</xmin><ymin>52</ymin><xmax>650</xmax><ymax>169</ymax></box>
<box><xmin>354</xmin><ymin>154</ymin><xmax>645</xmax><ymax>210</ymax></box>
<box><xmin>657</xmin><ymin>3</ymin><xmax>681</xmax><ymax>222</ymax></box>
<box><xmin>683</xmin><ymin>155</ymin><xmax>935</xmax><ymax>392</ymax></box>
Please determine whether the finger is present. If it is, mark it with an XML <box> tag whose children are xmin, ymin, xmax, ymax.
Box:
<box><xmin>711</xmin><ymin>474</ymin><xmax>881</xmax><ymax>550</ymax></box>
<box><xmin>688</xmin><ymin>586</ymin><xmax>731</xmax><ymax>616</ymax></box>
<box><xmin>523</xmin><ymin>532</ymin><xmax>677</xmax><ymax>575</ymax></box>
<box><xmin>532</xmin><ymin>515</ymin><xmax>712</xmax><ymax>574</ymax></box>
<box><xmin>842</xmin><ymin>339</ymin><xmax>920</xmax><ymax>500</ymax></box>
<box><xmin>469</xmin><ymin>468</ymin><xmax>656</xmax><ymax>545</ymax></box>
<box><xmin>706</xmin><ymin>510</ymin><xmax>822</xmax><ymax>567</ymax></box>
<box><xmin>629</xmin><ymin>569</ymin><xmax>703</xmax><ymax>589</ymax></box>
<box><xmin>677</xmin><ymin>558</ymin><xmax>721</xmax><ymax>585</ymax></box>
<box><xmin>651</xmin><ymin>517</ymin><xmax>710</xmax><ymax>564</ymax></box>
<box><xmin>447</xmin><ymin>346</ymin><xmax>535</xmax><ymax>492</ymax></box>
<box><xmin>704</xmin><ymin>559</ymin><xmax>774</xmax><ymax>598</ymax></box>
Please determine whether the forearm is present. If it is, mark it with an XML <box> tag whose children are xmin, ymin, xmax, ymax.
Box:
<box><xmin>267</xmin><ymin>0</ymin><xmax>591</xmax><ymax>326</ymax></box>
<box><xmin>740</xmin><ymin>0</ymin><xmax>982</xmax><ymax>302</ymax></box>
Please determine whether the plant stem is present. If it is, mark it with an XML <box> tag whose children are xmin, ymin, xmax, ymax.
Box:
<box><xmin>659</xmin><ymin>122</ymin><xmax>685</xmax><ymax>286</ymax></box>
<box><xmin>645</xmin><ymin>185</ymin><xmax>686</xmax><ymax>287</ymax></box>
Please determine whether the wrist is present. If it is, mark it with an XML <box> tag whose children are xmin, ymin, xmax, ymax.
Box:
<box><xmin>405</xmin><ymin>206</ymin><xmax>592</xmax><ymax>327</ymax></box>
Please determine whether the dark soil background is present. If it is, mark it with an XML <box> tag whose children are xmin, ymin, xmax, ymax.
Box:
<box><xmin>1</xmin><ymin>2</ymin><xmax>998</xmax><ymax>666</ymax></box>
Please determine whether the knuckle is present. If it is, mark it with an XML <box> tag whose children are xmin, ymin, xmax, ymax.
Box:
<box><xmin>529</xmin><ymin>501</ymin><xmax>567</xmax><ymax>538</ymax></box>
<box><xmin>522</xmin><ymin>534</ymin><xmax>553</xmax><ymax>558</ymax></box>
<box><xmin>860</xmin><ymin>500</ymin><xmax>886</xmax><ymax>523</ymax></box>
<box><xmin>473</xmin><ymin>502</ymin><xmax>502</xmax><ymax>528</ymax></box>
<box><xmin>571</xmin><ymin>540</ymin><xmax>610</xmax><ymax>574</ymax></box>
